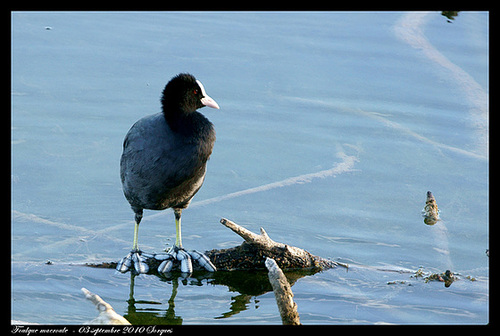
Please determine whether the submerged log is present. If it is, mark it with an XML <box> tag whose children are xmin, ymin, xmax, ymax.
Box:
<box><xmin>205</xmin><ymin>218</ymin><xmax>343</xmax><ymax>271</ymax></box>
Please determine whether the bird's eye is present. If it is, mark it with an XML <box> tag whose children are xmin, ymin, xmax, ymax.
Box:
<box><xmin>193</xmin><ymin>89</ymin><xmax>199</xmax><ymax>95</ymax></box>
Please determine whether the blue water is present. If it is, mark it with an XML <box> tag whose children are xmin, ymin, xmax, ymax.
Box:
<box><xmin>12</xmin><ymin>11</ymin><xmax>488</xmax><ymax>324</ymax></box>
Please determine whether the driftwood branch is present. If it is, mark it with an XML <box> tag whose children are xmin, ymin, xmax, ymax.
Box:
<box><xmin>219</xmin><ymin>218</ymin><xmax>275</xmax><ymax>246</ymax></box>
<box><xmin>265</xmin><ymin>258</ymin><xmax>301</xmax><ymax>325</ymax></box>
<box><xmin>81</xmin><ymin>288</ymin><xmax>130</xmax><ymax>325</ymax></box>
<box><xmin>204</xmin><ymin>218</ymin><xmax>345</xmax><ymax>271</ymax></box>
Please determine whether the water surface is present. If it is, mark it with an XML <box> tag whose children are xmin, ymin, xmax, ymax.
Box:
<box><xmin>12</xmin><ymin>11</ymin><xmax>488</xmax><ymax>324</ymax></box>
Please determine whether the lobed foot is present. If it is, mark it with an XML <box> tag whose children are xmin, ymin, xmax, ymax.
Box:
<box><xmin>116</xmin><ymin>250</ymin><xmax>149</xmax><ymax>274</ymax></box>
<box><xmin>116</xmin><ymin>247</ymin><xmax>216</xmax><ymax>275</ymax></box>
<box><xmin>157</xmin><ymin>246</ymin><xmax>216</xmax><ymax>275</ymax></box>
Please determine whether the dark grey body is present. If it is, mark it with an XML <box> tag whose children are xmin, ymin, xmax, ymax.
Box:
<box><xmin>120</xmin><ymin>112</ymin><xmax>216</xmax><ymax>213</ymax></box>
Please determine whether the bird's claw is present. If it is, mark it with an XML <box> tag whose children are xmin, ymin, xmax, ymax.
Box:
<box><xmin>157</xmin><ymin>246</ymin><xmax>216</xmax><ymax>275</ymax></box>
<box><xmin>189</xmin><ymin>250</ymin><xmax>217</xmax><ymax>272</ymax></box>
<box><xmin>117</xmin><ymin>247</ymin><xmax>216</xmax><ymax>275</ymax></box>
<box><xmin>116</xmin><ymin>252</ymin><xmax>132</xmax><ymax>273</ymax></box>
<box><xmin>116</xmin><ymin>250</ymin><xmax>149</xmax><ymax>274</ymax></box>
<box><xmin>176</xmin><ymin>248</ymin><xmax>193</xmax><ymax>274</ymax></box>
<box><xmin>157</xmin><ymin>247</ymin><xmax>177</xmax><ymax>274</ymax></box>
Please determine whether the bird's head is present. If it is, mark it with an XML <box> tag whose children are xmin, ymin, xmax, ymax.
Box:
<box><xmin>161</xmin><ymin>73</ymin><xmax>219</xmax><ymax>114</ymax></box>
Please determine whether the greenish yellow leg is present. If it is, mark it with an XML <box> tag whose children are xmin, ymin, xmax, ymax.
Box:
<box><xmin>174</xmin><ymin>209</ymin><xmax>183</xmax><ymax>248</ymax></box>
<box><xmin>132</xmin><ymin>222</ymin><xmax>140</xmax><ymax>251</ymax></box>
<box><xmin>131</xmin><ymin>209</ymin><xmax>143</xmax><ymax>252</ymax></box>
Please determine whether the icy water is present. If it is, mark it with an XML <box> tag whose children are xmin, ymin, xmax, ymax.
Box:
<box><xmin>12</xmin><ymin>11</ymin><xmax>488</xmax><ymax>325</ymax></box>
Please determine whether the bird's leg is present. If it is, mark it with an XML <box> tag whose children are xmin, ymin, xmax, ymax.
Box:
<box><xmin>117</xmin><ymin>209</ymin><xmax>148</xmax><ymax>274</ymax></box>
<box><xmin>171</xmin><ymin>208</ymin><xmax>192</xmax><ymax>273</ymax></box>
<box><xmin>132</xmin><ymin>221</ymin><xmax>140</xmax><ymax>251</ymax></box>
<box><xmin>131</xmin><ymin>208</ymin><xmax>143</xmax><ymax>251</ymax></box>
<box><xmin>120</xmin><ymin>208</ymin><xmax>216</xmax><ymax>276</ymax></box>
<box><xmin>157</xmin><ymin>208</ymin><xmax>216</xmax><ymax>274</ymax></box>
<box><xmin>174</xmin><ymin>208</ymin><xmax>183</xmax><ymax>248</ymax></box>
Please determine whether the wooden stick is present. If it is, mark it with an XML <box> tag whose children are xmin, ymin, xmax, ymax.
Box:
<box><xmin>220</xmin><ymin>218</ymin><xmax>277</xmax><ymax>247</ymax></box>
<box><xmin>81</xmin><ymin>288</ymin><xmax>131</xmax><ymax>325</ymax></box>
<box><xmin>265</xmin><ymin>258</ymin><xmax>301</xmax><ymax>325</ymax></box>
<box><xmin>217</xmin><ymin>218</ymin><xmax>346</xmax><ymax>271</ymax></box>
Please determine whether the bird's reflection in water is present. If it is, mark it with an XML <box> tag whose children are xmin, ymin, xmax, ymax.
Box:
<box><xmin>123</xmin><ymin>269</ymin><xmax>317</xmax><ymax>324</ymax></box>
<box><xmin>124</xmin><ymin>273</ymin><xmax>183</xmax><ymax>325</ymax></box>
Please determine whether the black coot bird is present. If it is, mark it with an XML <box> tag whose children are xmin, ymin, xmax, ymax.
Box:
<box><xmin>116</xmin><ymin>73</ymin><xmax>219</xmax><ymax>275</ymax></box>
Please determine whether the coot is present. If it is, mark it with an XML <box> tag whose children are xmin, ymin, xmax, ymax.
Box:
<box><xmin>116</xmin><ymin>73</ymin><xmax>219</xmax><ymax>275</ymax></box>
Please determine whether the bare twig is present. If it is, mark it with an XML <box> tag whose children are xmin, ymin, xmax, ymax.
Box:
<box><xmin>265</xmin><ymin>258</ymin><xmax>301</xmax><ymax>325</ymax></box>
<box><xmin>81</xmin><ymin>288</ymin><xmax>131</xmax><ymax>325</ymax></box>
<box><xmin>212</xmin><ymin>218</ymin><xmax>346</xmax><ymax>271</ymax></box>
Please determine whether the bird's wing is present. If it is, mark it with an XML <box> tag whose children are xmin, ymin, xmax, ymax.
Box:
<box><xmin>120</xmin><ymin>113</ymin><xmax>202</xmax><ymax>207</ymax></box>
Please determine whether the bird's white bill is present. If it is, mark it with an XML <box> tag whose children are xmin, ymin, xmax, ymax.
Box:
<box><xmin>197</xmin><ymin>79</ymin><xmax>220</xmax><ymax>109</ymax></box>
<box><xmin>201</xmin><ymin>95</ymin><xmax>220</xmax><ymax>109</ymax></box>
